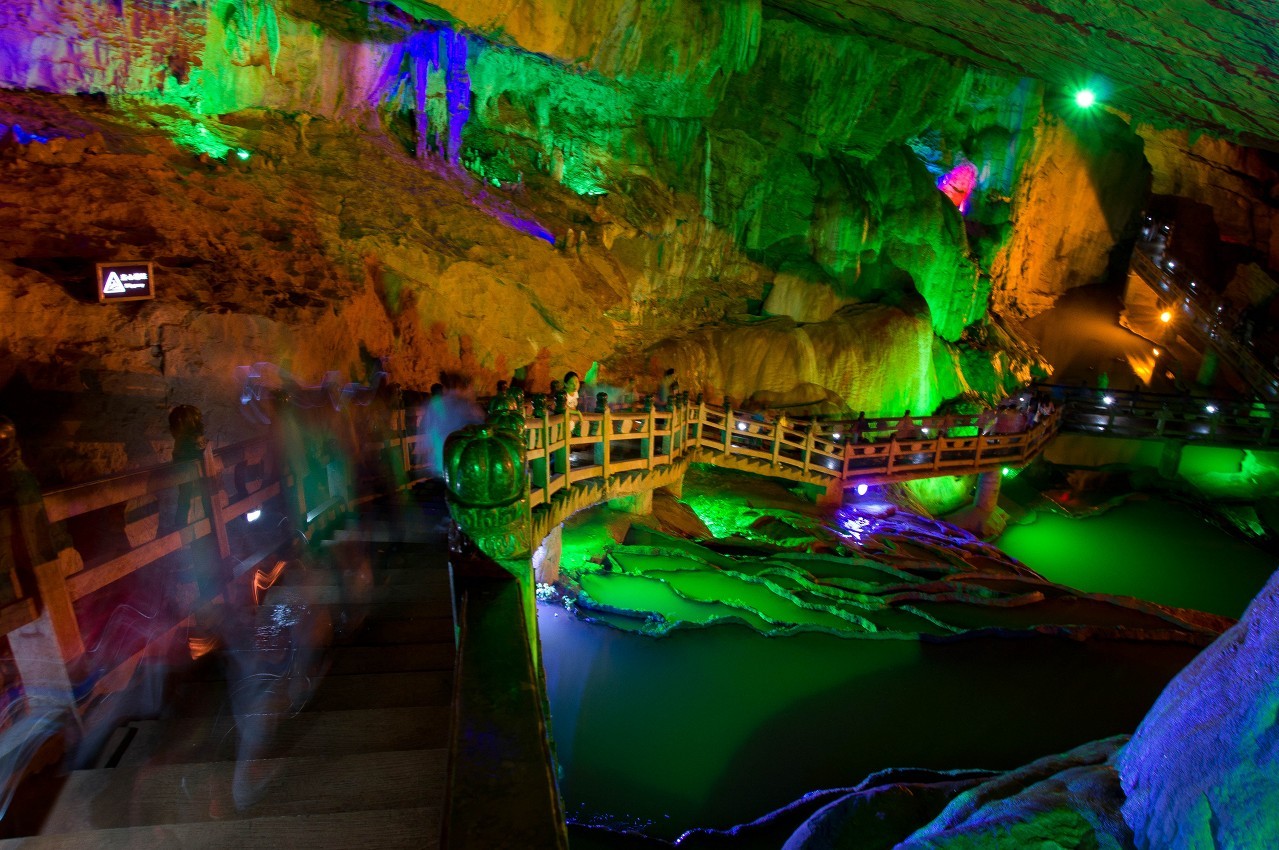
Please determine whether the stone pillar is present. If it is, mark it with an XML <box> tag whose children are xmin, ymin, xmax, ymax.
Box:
<box><xmin>10</xmin><ymin>609</ymin><xmax>77</xmax><ymax>718</ymax></box>
<box><xmin>974</xmin><ymin>470</ymin><xmax>1002</xmax><ymax>515</ymax></box>
<box><xmin>533</xmin><ymin>524</ymin><xmax>563</xmax><ymax>585</ymax></box>
<box><xmin>817</xmin><ymin>481</ymin><xmax>844</xmax><ymax>507</ymax></box>
<box><xmin>1195</xmin><ymin>349</ymin><xmax>1219</xmax><ymax>386</ymax></box>
<box><xmin>1158</xmin><ymin>440</ymin><xmax>1184</xmax><ymax>480</ymax></box>
<box><xmin>609</xmin><ymin>490</ymin><xmax>652</xmax><ymax>516</ymax></box>
<box><xmin>662</xmin><ymin>475</ymin><xmax>684</xmax><ymax>499</ymax></box>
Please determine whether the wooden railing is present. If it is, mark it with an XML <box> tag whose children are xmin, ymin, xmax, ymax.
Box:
<box><xmin>1131</xmin><ymin>247</ymin><xmax>1279</xmax><ymax>400</ymax></box>
<box><xmin>0</xmin><ymin>402</ymin><xmax>431</xmax><ymax>747</ymax></box>
<box><xmin>1040</xmin><ymin>383</ymin><xmax>1279</xmax><ymax>447</ymax></box>
<box><xmin>513</xmin><ymin>398</ymin><xmax>1062</xmax><ymax>536</ymax></box>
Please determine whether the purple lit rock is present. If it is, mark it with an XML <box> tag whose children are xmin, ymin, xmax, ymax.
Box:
<box><xmin>1117</xmin><ymin>569</ymin><xmax>1279</xmax><ymax>850</ymax></box>
<box><xmin>783</xmin><ymin>738</ymin><xmax>1131</xmax><ymax>850</ymax></box>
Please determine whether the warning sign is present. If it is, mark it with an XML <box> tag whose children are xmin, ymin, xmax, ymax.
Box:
<box><xmin>96</xmin><ymin>261</ymin><xmax>155</xmax><ymax>303</ymax></box>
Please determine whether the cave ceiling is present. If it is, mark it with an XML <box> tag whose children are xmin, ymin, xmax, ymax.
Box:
<box><xmin>766</xmin><ymin>0</ymin><xmax>1279</xmax><ymax>147</ymax></box>
<box><xmin>359</xmin><ymin>0</ymin><xmax>1279</xmax><ymax>150</ymax></box>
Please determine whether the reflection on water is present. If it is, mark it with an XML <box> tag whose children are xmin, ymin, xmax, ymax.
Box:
<box><xmin>997</xmin><ymin>498</ymin><xmax>1275</xmax><ymax>618</ymax></box>
<box><xmin>539</xmin><ymin>602</ymin><xmax>1198</xmax><ymax>839</ymax></box>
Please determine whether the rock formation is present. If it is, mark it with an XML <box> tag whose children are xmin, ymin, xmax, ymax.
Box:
<box><xmin>1117</xmin><ymin>568</ymin><xmax>1279</xmax><ymax>850</ymax></box>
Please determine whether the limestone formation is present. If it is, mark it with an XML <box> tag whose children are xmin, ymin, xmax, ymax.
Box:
<box><xmin>1117</xmin><ymin>568</ymin><xmax>1279</xmax><ymax>850</ymax></box>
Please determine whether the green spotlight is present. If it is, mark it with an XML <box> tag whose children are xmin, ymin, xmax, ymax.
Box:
<box><xmin>1074</xmin><ymin>88</ymin><xmax>1097</xmax><ymax>108</ymax></box>
<box><xmin>236</xmin><ymin>149</ymin><xmax>251</xmax><ymax>160</ymax></box>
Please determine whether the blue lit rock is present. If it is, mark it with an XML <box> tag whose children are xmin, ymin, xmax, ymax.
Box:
<box><xmin>880</xmin><ymin>738</ymin><xmax>1132</xmax><ymax>850</ymax></box>
<box><xmin>1117</xmin><ymin>569</ymin><xmax>1279</xmax><ymax>850</ymax></box>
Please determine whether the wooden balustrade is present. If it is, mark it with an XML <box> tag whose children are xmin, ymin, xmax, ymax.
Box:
<box><xmin>1039</xmin><ymin>382</ymin><xmax>1279</xmax><ymax>448</ymax></box>
<box><xmin>512</xmin><ymin>399</ymin><xmax>1061</xmax><ymax>532</ymax></box>
<box><xmin>1</xmin><ymin>401</ymin><xmax>432</xmax><ymax>731</ymax></box>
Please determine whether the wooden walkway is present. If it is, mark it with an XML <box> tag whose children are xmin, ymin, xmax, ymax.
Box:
<box><xmin>2</xmin><ymin>495</ymin><xmax>455</xmax><ymax>849</ymax></box>
<box><xmin>1041</xmin><ymin>383</ymin><xmax>1279</xmax><ymax>448</ymax></box>
<box><xmin>517</xmin><ymin>400</ymin><xmax>1061</xmax><ymax>540</ymax></box>
<box><xmin>1130</xmin><ymin>247</ymin><xmax>1279</xmax><ymax>400</ymax></box>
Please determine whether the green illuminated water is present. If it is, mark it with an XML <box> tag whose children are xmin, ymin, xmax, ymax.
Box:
<box><xmin>540</xmin><ymin>604</ymin><xmax>1197</xmax><ymax>839</ymax></box>
<box><xmin>997</xmin><ymin>498</ymin><xmax>1275</xmax><ymax>618</ymax></box>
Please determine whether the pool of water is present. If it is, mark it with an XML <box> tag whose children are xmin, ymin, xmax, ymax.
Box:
<box><xmin>997</xmin><ymin>498</ymin><xmax>1276</xmax><ymax>618</ymax></box>
<box><xmin>539</xmin><ymin>604</ymin><xmax>1198</xmax><ymax>839</ymax></box>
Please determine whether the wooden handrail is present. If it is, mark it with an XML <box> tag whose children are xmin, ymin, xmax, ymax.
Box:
<box><xmin>3</xmin><ymin>397</ymin><xmax>434</xmax><ymax>727</ymax></box>
<box><xmin>511</xmin><ymin>400</ymin><xmax>1063</xmax><ymax>538</ymax></box>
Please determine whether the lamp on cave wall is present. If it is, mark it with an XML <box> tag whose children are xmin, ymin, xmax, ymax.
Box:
<box><xmin>1074</xmin><ymin>88</ymin><xmax>1098</xmax><ymax>108</ymax></box>
<box><xmin>937</xmin><ymin>161</ymin><xmax>978</xmax><ymax>214</ymax></box>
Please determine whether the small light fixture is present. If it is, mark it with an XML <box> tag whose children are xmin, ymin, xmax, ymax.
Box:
<box><xmin>856</xmin><ymin>484</ymin><xmax>868</xmax><ymax>496</ymax></box>
<box><xmin>1167</xmin><ymin>260</ymin><xmax>1175</xmax><ymax>269</ymax></box>
<box><xmin>1152</xmin><ymin>347</ymin><xmax>1160</xmax><ymax>356</ymax></box>
<box><xmin>1160</xmin><ymin>311</ymin><xmax>1172</xmax><ymax>323</ymax></box>
<box><xmin>832</xmin><ymin>432</ymin><xmax>842</xmax><ymax>440</ymax></box>
<box><xmin>1206</xmin><ymin>404</ymin><xmax>1217</xmax><ymax>414</ymax></box>
<box><xmin>1001</xmin><ymin>467</ymin><xmax>1012</xmax><ymax>477</ymax></box>
<box><xmin>1074</xmin><ymin>88</ymin><xmax>1097</xmax><ymax>108</ymax></box>
<box><xmin>236</xmin><ymin>149</ymin><xmax>251</xmax><ymax>160</ymax></box>
<box><xmin>737</xmin><ymin>421</ymin><xmax>747</xmax><ymax>431</ymax></box>
<box><xmin>247</xmin><ymin>509</ymin><xmax>262</xmax><ymax>522</ymax></box>
<box><xmin>1103</xmin><ymin>395</ymin><xmax>1114</xmax><ymax>405</ymax></box>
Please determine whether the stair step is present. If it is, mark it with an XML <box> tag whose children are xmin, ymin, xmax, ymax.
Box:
<box><xmin>284</xmin><ymin>566</ymin><xmax>450</xmax><ymax>588</ymax></box>
<box><xmin>0</xmin><ymin>806</ymin><xmax>440</xmax><ymax>849</ymax></box>
<box><xmin>113</xmin><ymin>705</ymin><xmax>450</xmax><ymax>768</ymax></box>
<box><xmin>329</xmin><ymin>529</ymin><xmax>438</xmax><ymax>543</ymax></box>
<box><xmin>41</xmin><ymin>748</ymin><xmax>446</xmax><ymax>833</ymax></box>
<box><xmin>329</xmin><ymin>643</ymin><xmax>454</xmax><ymax>675</ymax></box>
<box><xmin>355</xmin><ymin>615</ymin><xmax>454</xmax><ymax>646</ymax></box>
<box><xmin>170</xmin><ymin>671</ymin><xmax>453</xmax><ymax>717</ymax></box>
<box><xmin>188</xmin><ymin>642</ymin><xmax>454</xmax><ymax>683</ymax></box>
<box><xmin>259</xmin><ymin>582</ymin><xmax>447</xmax><ymax>607</ymax></box>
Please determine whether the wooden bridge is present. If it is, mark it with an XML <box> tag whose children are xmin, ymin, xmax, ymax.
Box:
<box><xmin>510</xmin><ymin>397</ymin><xmax>1063</xmax><ymax>545</ymax></box>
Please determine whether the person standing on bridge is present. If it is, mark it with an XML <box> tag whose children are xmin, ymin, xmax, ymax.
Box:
<box><xmin>852</xmin><ymin>411</ymin><xmax>870</xmax><ymax>444</ymax></box>
<box><xmin>563</xmin><ymin>371</ymin><xmax>584</xmax><ymax>437</ymax></box>
<box><xmin>658</xmin><ymin>368</ymin><xmax>678</xmax><ymax>405</ymax></box>
<box><xmin>893</xmin><ymin>410</ymin><xmax>918</xmax><ymax>442</ymax></box>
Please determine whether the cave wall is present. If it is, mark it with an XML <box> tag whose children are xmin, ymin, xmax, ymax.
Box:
<box><xmin>1140</xmin><ymin>127</ymin><xmax>1279</xmax><ymax>275</ymax></box>
<box><xmin>0</xmin><ymin>0</ymin><xmax>1114</xmax><ymax>481</ymax></box>
<box><xmin>992</xmin><ymin>109</ymin><xmax>1150</xmax><ymax>317</ymax></box>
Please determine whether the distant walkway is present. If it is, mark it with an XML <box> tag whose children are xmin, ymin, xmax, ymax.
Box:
<box><xmin>1040</xmin><ymin>383</ymin><xmax>1279</xmax><ymax>448</ymax></box>
<box><xmin>1130</xmin><ymin>241</ymin><xmax>1279</xmax><ymax>399</ymax></box>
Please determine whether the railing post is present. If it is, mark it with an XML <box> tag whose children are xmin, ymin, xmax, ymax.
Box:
<box><xmin>398</xmin><ymin>405</ymin><xmax>413</xmax><ymax>483</ymax></box>
<box><xmin>770</xmin><ymin>415</ymin><xmax>783</xmax><ymax>470</ymax></box>
<box><xmin>696</xmin><ymin>396</ymin><xmax>706</xmax><ymax>446</ymax></box>
<box><xmin>200</xmin><ymin>443</ymin><xmax>232</xmax><ymax>561</ymax></box>
<box><xmin>596</xmin><ymin>393</ymin><xmax>611</xmax><ymax>481</ymax></box>
<box><xmin>723</xmin><ymin>403</ymin><xmax>734</xmax><ymax>456</ymax></box>
<box><xmin>530</xmin><ymin>394</ymin><xmax>549</xmax><ymax>491</ymax></box>
<box><xmin>886</xmin><ymin>437</ymin><xmax>898</xmax><ymax>474</ymax></box>
<box><xmin>801</xmin><ymin>424</ymin><xmax>815</xmax><ymax>475</ymax></box>
<box><xmin>10</xmin><ymin>545</ymin><xmax>85</xmax><ymax>720</ymax></box>
<box><xmin>646</xmin><ymin>397</ymin><xmax>657</xmax><ymax>471</ymax></box>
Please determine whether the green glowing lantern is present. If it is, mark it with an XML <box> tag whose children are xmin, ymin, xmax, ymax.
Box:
<box><xmin>1074</xmin><ymin>88</ymin><xmax>1097</xmax><ymax>108</ymax></box>
<box><xmin>443</xmin><ymin>425</ymin><xmax>526</xmax><ymax>507</ymax></box>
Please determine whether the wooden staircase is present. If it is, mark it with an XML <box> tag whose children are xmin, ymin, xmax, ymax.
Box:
<box><xmin>3</xmin><ymin>493</ymin><xmax>455</xmax><ymax>849</ymax></box>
